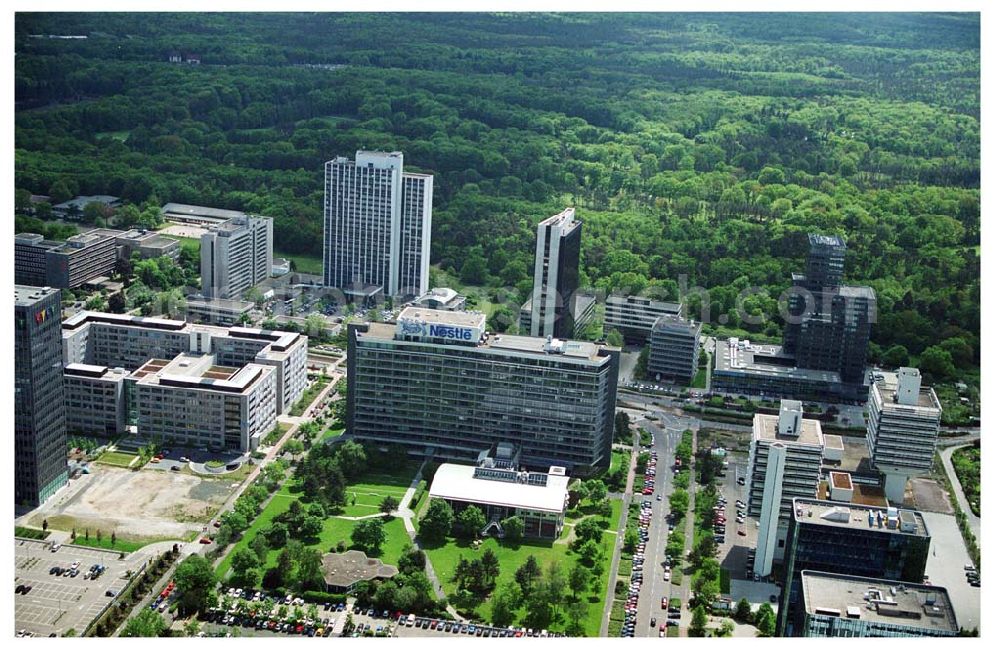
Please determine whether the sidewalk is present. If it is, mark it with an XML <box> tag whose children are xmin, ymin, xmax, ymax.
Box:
<box><xmin>939</xmin><ymin>444</ymin><xmax>980</xmax><ymax>545</ymax></box>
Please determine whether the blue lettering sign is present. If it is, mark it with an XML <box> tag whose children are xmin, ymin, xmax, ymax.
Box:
<box><xmin>428</xmin><ymin>324</ymin><xmax>473</xmax><ymax>341</ymax></box>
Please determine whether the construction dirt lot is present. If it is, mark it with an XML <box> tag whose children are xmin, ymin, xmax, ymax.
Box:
<box><xmin>24</xmin><ymin>464</ymin><xmax>235</xmax><ymax>541</ymax></box>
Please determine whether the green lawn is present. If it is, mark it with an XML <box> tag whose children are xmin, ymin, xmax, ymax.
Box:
<box><xmin>96</xmin><ymin>451</ymin><xmax>138</xmax><ymax>468</ymax></box>
<box><xmin>161</xmin><ymin>234</ymin><xmax>201</xmax><ymax>255</ymax></box>
<box><xmin>423</xmin><ymin>532</ymin><xmax>611</xmax><ymax>636</ymax></box>
<box><xmin>216</xmin><ymin>461</ymin><xmax>421</xmax><ymax>580</ymax></box>
<box><xmin>73</xmin><ymin>533</ymin><xmax>183</xmax><ymax>553</ymax></box>
<box><xmin>608</xmin><ymin>498</ymin><xmax>623</xmax><ymax>531</ymax></box>
<box><xmin>320</xmin><ymin>426</ymin><xmax>344</xmax><ymax>443</ymax></box>
<box><xmin>609</xmin><ymin>451</ymin><xmax>625</xmax><ymax>477</ymax></box>
<box><xmin>278</xmin><ymin>252</ymin><xmax>323</xmax><ymax>275</ymax></box>
<box><xmin>691</xmin><ymin>366</ymin><xmax>708</xmax><ymax>389</ymax></box>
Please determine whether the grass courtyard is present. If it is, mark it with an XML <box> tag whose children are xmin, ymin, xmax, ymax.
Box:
<box><xmin>421</xmin><ymin>530</ymin><xmax>612</xmax><ymax>636</ymax></box>
<box><xmin>215</xmin><ymin>460</ymin><xmax>421</xmax><ymax>581</ymax></box>
<box><xmin>95</xmin><ymin>450</ymin><xmax>138</xmax><ymax>468</ymax></box>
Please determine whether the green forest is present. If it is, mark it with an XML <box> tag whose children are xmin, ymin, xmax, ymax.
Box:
<box><xmin>14</xmin><ymin>13</ymin><xmax>980</xmax><ymax>386</ymax></box>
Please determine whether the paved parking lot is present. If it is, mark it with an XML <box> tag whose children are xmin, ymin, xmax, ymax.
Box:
<box><xmin>14</xmin><ymin>540</ymin><xmax>147</xmax><ymax>637</ymax></box>
<box><xmin>920</xmin><ymin>511</ymin><xmax>981</xmax><ymax>633</ymax></box>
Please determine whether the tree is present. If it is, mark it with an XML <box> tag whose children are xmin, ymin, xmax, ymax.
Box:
<box><xmin>574</xmin><ymin>517</ymin><xmax>603</xmax><ymax>544</ymax></box>
<box><xmin>419</xmin><ymin>499</ymin><xmax>454</xmax><ymax>542</ymax></box>
<box><xmin>717</xmin><ymin>619</ymin><xmax>735</xmax><ymax>637</ymax></box>
<box><xmin>882</xmin><ymin>344</ymin><xmax>911</xmax><ymax>368</ymax></box>
<box><xmin>174</xmin><ymin>555</ymin><xmax>217</xmax><ymax>614</ymax></box>
<box><xmin>735</xmin><ymin>597</ymin><xmax>753</xmax><ymax>623</ymax></box>
<box><xmin>398</xmin><ymin>548</ymin><xmax>426</xmax><ymax>575</ymax></box>
<box><xmin>294</xmin><ymin>547</ymin><xmax>325</xmax><ymax>591</ymax></box>
<box><xmin>121</xmin><ymin>609</ymin><xmax>167</xmax><ymax>637</ymax></box>
<box><xmin>514</xmin><ymin>555</ymin><xmax>542</xmax><ymax>597</ymax></box>
<box><xmin>351</xmin><ymin>518</ymin><xmax>387</xmax><ymax>554</ymax></box>
<box><xmin>335</xmin><ymin>440</ymin><xmax>367</xmax><ymax>479</ymax></box>
<box><xmin>231</xmin><ymin>547</ymin><xmax>261</xmax><ymax>584</ymax></box>
<box><xmin>566</xmin><ymin>600</ymin><xmax>588</xmax><ymax>636</ymax></box>
<box><xmin>249</xmin><ymin>533</ymin><xmax>269</xmax><ymax>561</ymax></box>
<box><xmin>606</xmin><ymin>328</ymin><xmax>624</xmax><ymax>347</ymax></box>
<box><xmin>490</xmin><ymin>580</ymin><xmax>521</xmax><ymax>627</ymax></box>
<box><xmin>108</xmin><ymin>291</ymin><xmax>128</xmax><ymax>314</ymax></box>
<box><xmin>479</xmin><ymin>548</ymin><xmax>501</xmax><ymax>590</ymax></box>
<box><xmin>264</xmin><ymin>522</ymin><xmax>289</xmax><ymax>548</ymax></box>
<box><xmin>576</xmin><ymin>539</ymin><xmax>601</xmax><ymax>566</ymax></box>
<box><xmin>755</xmin><ymin>602</ymin><xmax>776</xmax><ymax>636</ymax></box>
<box><xmin>183</xmin><ymin>619</ymin><xmax>202</xmax><ymax>637</ymax></box>
<box><xmin>15</xmin><ymin>188</ymin><xmax>32</xmax><ymax>214</ymax></box>
<box><xmin>919</xmin><ymin>345</ymin><xmax>956</xmax><ymax>380</ymax></box>
<box><xmin>500</xmin><ymin>516</ymin><xmax>524</xmax><ymax>541</ymax></box>
<box><xmin>455</xmin><ymin>505</ymin><xmax>487</xmax><ymax>539</ymax></box>
<box><xmin>301</xmin><ymin>515</ymin><xmax>324</xmax><ymax>539</ymax></box>
<box><xmin>568</xmin><ymin>564</ymin><xmax>591</xmax><ymax>600</ymax></box>
<box><xmin>623</xmin><ymin>527</ymin><xmax>639</xmax><ymax>554</ymax></box>
<box><xmin>689</xmin><ymin>604</ymin><xmax>708</xmax><ymax>637</ymax></box>
<box><xmin>379</xmin><ymin>495</ymin><xmax>399</xmax><ymax>516</ymax></box>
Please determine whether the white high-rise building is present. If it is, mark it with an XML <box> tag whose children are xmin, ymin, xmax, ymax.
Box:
<box><xmin>747</xmin><ymin>400</ymin><xmax>826</xmax><ymax>576</ymax></box>
<box><xmin>323</xmin><ymin>151</ymin><xmax>433</xmax><ymax>298</ymax></box>
<box><xmin>866</xmin><ymin>368</ymin><xmax>943</xmax><ymax>503</ymax></box>
<box><xmin>201</xmin><ymin>215</ymin><xmax>273</xmax><ymax>300</ymax></box>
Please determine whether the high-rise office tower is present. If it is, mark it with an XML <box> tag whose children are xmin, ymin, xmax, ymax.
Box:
<box><xmin>323</xmin><ymin>151</ymin><xmax>433</xmax><ymax>298</ymax></box>
<box><xmin>866</xmin><ymin>367</ymin><xmax>943</xmax><ymax>503</ymax></box>
<box><xmin>201</xmin><ymin>215</ymin><xmax>273</xmax><ymax>299</ymax></box>
<box><xmin>746</xmin><ymin>400</ymin><xmax>826</xmax><ymax>577</ymax></box>
<box><xmin>783</xmin><ymin>233</ymin><xmax>875</xmax><ymax>390</ymax></box>
<box><xmin>524</xmin><ymin>208</ymin><xmax>581</xmax><ymax>339</ymax></box>
<box><xmin>15</xmin><ymin>286</ymin><xmax>67</xmax><ymax>508</ymax></box>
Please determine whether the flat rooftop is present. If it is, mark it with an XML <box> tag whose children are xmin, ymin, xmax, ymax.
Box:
<box><xmin>135</xmin><ymin>353</ymin><xmax>269</xmax><ymax>393</ymax></box>
<box><xmin>606</xmin><ymin>294</ymin><xmax>681</xmax><ymax>313</ymax></box>
<box><xmin>15</xmin><ymin>285</ymin><xmax>58</xmax><ymax>305</ymax></box>
<box><xmin>161</xmin><ymin>202</ymin><xmax>248</xmax><ymax>221</ymax></box>
<box><xmin>873</xmin><ymin>382</ymin><xmax>941</xmax><ymax>412</ymax></box>
<box><xmin>801</xmin><ymin>571</ymin><xmax>957</xmax><ymax>633</ymax></box>
<box><xmin>538</xmin><ymin>207</ymin><xmax>578</xmax><ymax>231</ymax></box>
<box><xmin>809</xmin><ymin>233</ymin><xmax>846</xmax><ymax>249</ymax></box>
<box><xmin>714</xmin><ymin>338</ymin><xmax>842</xmax><ymax>383</ymax></box>
<box><xmin>429</xmin><ymin>463</ymin><xmax>569</xmax><ymax>514</ymax></box>
<box><xmin>753</xmin><ymin>413</ymin><xmax>824</xmax><ymax>448</ymax></box>
<box><xmin>64</xmin><ymin>363</ymin><xmax>125</xmax><ymax>380</ymax></box>
<box><xmin>397</xmin><ymin>306</ymin><xmax>485</xmax><ymax>329</ymax></box>
<box><xmin>791</xmin><ymin>497</ymin><xmax>929</xmax><ymax>537</ymax></box>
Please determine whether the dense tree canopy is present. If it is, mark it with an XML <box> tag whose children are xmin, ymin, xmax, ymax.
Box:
<box><xmin>13</xmin><ymin>13</ymin><xmax>979</xmax><ymax>378</ymax></box>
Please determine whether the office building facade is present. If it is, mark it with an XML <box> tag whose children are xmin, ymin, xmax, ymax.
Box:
<box><xmin>778</xmin><ymin>498</ymin><xmax>931</xmax><ymax>636</ymax></box>
<box><xmin>524</xmin><ymin>208</ymin><xmax>581</xmax><ymax>339</ymax></box>
<box><xmin>323</xmin><ymin>151</ymin><xmax>433</xmax><ymax>298</ymax></box>
<box><xmin>866</xmin><ymin>368</ymin><xmax>943</xmax><ymax>503</ymax></box>
<box><xmin>747</xmin><ymin>401</ymin><xmax>825</xmax><ymax>576</ymax></box>
<box><xmin>604</xmin><ymin>295</ymin><xmax>681</xmax><ymax>343</ymax></box>
<box><xmin>62</xmin><ymin>311</ymin><xmax>306</xmax><ymax>416</ymax></box>
<box><xmin>648</xmin><ymin>314</ymin><xmax>701</xmax><ymax>382</ymax></box>
<box><xmin>128</xmin><ymin>353</ymin><xmax>277</xmax><ymax>452</ymax></box>
<box><xmin>347</xmin><ymin>307</ymin><xmax>619</xmax><ymax>475</ymax></box>
<box><xmin>783</xmin><ymin>233</ymin><xmax>876</xmax><ymax>388</ymax></box>
<box><xmin>63</xmin><ymin>364</ymin><xmax>127</xmax><ymax>436</ymax></box>
<box><xmin>201</xmin><ymin>215</ymin><xmax>273</xmax><ymax>299</ymax></box>
<box><xmin>15</xmin><ymin>286</ymin><xmax>67</xmax><ymax>507</ymax></box>
<box><xmin>799</xmin><ymin>571</ymin><xmax>957</xmax><ymax>637</ymax></box>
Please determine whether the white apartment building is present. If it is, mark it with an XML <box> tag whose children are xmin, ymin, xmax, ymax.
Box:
<box><xmin>62</xmin><ymin>311</ymin><xmax>306</xmax><ymax>416</ymax></box>
<box><xmin>128</xmin><ymin>353</ymin><xmax>277</xmax><ymax>452</ymax></box>
<box><xmin>201</xmin><ymin>215</ymin><xmax>273</xmax><ymax>299</ymax></box>
<box><xmin>866</xmin><ymin>368</ymin><xmax>943</xmax><ymax>503</ymax></box>
<box><xmin>747</xmin><ymin>400</ymin><xmax>826</xmax><ymax>576</ymax></box>
<box><xmin>63</xmin><ymin>363</ymin><xmax>127</xmax><ymax>436</ymax></box>
<box><xmin>323</xmin><ymin>151</ymin><xmax>433</xmax><ymax>298</ymax></box>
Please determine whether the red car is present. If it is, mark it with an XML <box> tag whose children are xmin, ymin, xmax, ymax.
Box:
<box><xmin>199</xmin><ymin>537</ymin><xmax>212</xmax><ymax>544</ymax></box>
<box><xmin>661</xmin><ymin>597</ymin><xmax>668</xmax><ymax>610</ymax></box>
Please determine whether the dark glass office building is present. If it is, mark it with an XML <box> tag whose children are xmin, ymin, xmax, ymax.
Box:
<box><xmin>15</xmin><ymin>286</ymin><xmax>67</xmax><ymax>508</ymax></box>
<box><xmin>783</xmin><ymin>233</ymin><xmax>876</xmax><ymax>389</ymax></box>
<box><xmin>777</xmin><ymin>498</ymin><xmax>931</xmax><ymax>636</ymax></box>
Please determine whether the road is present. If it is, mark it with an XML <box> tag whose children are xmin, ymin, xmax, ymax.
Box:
<box><xmin>938</xmin><ymin>444</ymin><xmax>980</xmax><ymax>545</ymax></box>
<box><xmin>634</xmin><ymin>413</ymin><xmax>691</xmax><ymax>637</ymax></box>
